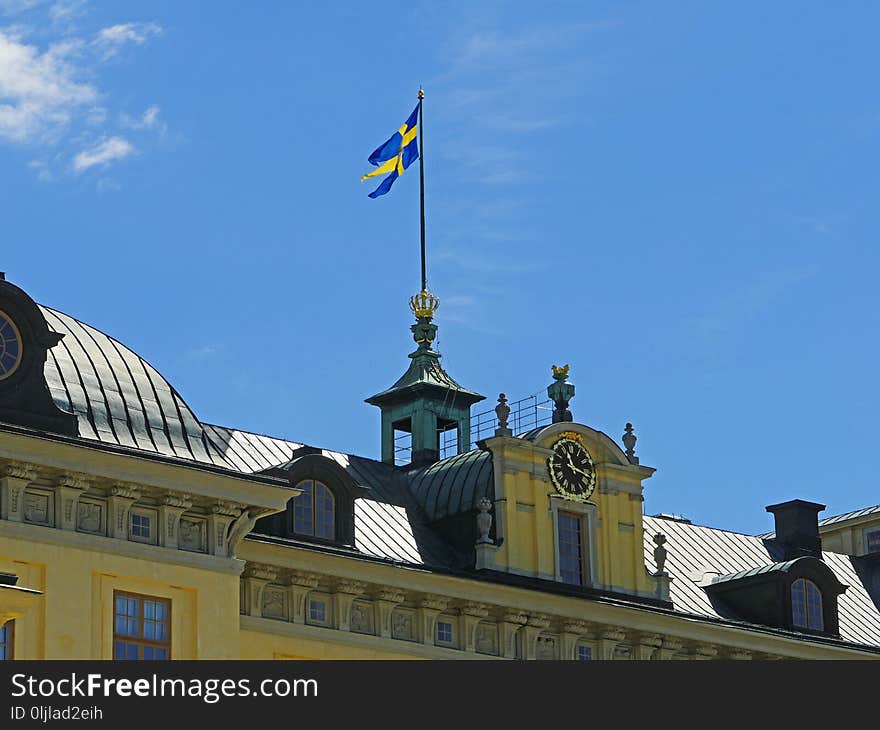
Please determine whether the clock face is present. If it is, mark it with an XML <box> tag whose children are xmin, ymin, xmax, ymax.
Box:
<box><xmin>0</xmin><ymin>311</ymin><xmax>22</xmax><ymax>381</ymax></box>
<box><xmin>547</xmin><ymin>436</ymin><xmax>596</xmax><ymax>501</ymax></box>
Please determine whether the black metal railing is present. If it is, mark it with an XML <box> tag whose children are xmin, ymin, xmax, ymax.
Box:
<box><xmin>470</xmin><ymin>391</ymin><xmax>553</xmax><ymax>444</ymax></box>
<box><xmin>392</xmin><ymin>390</ymin><xmax>552</xmax><ymax>466</ymax></box>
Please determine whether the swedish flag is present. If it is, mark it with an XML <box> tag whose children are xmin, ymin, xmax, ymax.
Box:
<box><xmin>361</xmin><ymin>103</ymin><xmax>420</xmax><ymax>198</ymax></box>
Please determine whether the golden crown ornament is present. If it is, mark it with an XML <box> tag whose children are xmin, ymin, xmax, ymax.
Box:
<box><xmin>409</xmin><ymin>290</ymin><xmax>440</xmax><ymax>319</ymax></box>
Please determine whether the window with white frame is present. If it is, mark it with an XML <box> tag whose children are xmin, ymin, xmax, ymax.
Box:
<box><xmin>436</xmin><ymin>617</ymin><xmax>455</xmax><ymax>646</ymax></box>
<box><xmin>307</xmin><ymin>597</ymin><xmax>330</xmax><ymax>626</ymax></box>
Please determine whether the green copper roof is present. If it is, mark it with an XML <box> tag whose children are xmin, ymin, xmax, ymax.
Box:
<box><xmin>366</xmin><ymin>349</ymin><xmax>484</xmax><ymax>406</ymax></box>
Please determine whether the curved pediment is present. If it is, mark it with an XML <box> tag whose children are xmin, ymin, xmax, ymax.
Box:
<box><xmin>520</xmin><ymin>422</ymin><xmax>633</xmax><ymax>468</ymax></box>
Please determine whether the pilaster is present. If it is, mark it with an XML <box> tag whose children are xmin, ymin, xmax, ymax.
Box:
<box><xmin>521</xmin><ymin>614</ymin><xmax>551</xmax><ymax>660</ymax></box>
<box><xmin>418</xmin><ymin>595</ymin><xmax>449</xmax><ymax>645</ymax></box>
<box><xmin>597</xmin><ymin>628</ymin><xmax>626</xmax><ymax>660</ymax></box>
<box><xmin>287</xmin><ymin>573</ymin><xmax>320</xmax><ymax>625</ymax></box>
<box><xmin>242</xmin><ymin>565</ymin><xmax>278</xmax><ymax>617</ymax></box>
<box><xmin>374</xmin><ymin>588</ymin><xmax>405</xmax><ymax>639</ymax></box>
<box><xmin>158</xmin><ymin>493</ymin><xmax>192</xmax><ymax>548</ymax></box>
<box><xmin>499</xmin><ymin>611</ymin><xmax>528</xmax><ymax>659</ymax></box>
<box><xmin>54</xmin><ymin>472</ymin><xmax>89</xmax><ymax>531</ymax></box>
<box><xmin>0</xmin><ymin>461</ymin><xmax>37</xmax><ymax>522</ymax></box>
<box><xmin>107</xmin><ymin>483</ymin><xmax>141</xmax><ymax>540</ymax></box>
<box><xmin>461</xmin><ymin>602</ymin><xmax>489</xmax><ymax>653</ymax></box>
<box><xmin>333</xmin><ymin>580</ymin><xmax>366</xmax><ymax>632</ymax></box>
<box><xmin>208</xmin><ymin>501</ymin><xmax>242</xmax><ymax>556</ymax></box>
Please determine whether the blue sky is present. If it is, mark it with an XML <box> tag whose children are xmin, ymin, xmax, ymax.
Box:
<box><xmin>1</xmin><ymin>1</ymin><xmax>877</xmax><ymax>534</ymax></box>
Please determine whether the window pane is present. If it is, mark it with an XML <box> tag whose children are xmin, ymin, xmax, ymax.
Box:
<box><xmin>791</xmin><ymin>579</ymin><xmax>808</xmax><ymax>628</ymax></box>
<box><xmin>0</xmin><ymin>623</ymin><xmax>10</xmax><ymax>660</ymax></box>
<box><xmin>308</xmin><ymin>599</ymin><xmax>326</xmax><ymax>623</ymax></box>
<box><xmin>558</xmin><ymin>512</ymin><xmax>584</xmax><ymax>585</ymax></box>
<box><xmin>805</xmin><ymin>581</ymin><xmax>824</xmax><ymax>630</ymax></box>
<box><xmin>113</xmin><ymin>593</ymin><xmax>170</xmax><ymax>661</ymax></box>
<box><xmin>437</xmin><ymin>621</ymin><xmax>453</xmax><ymax>643</ymax></box>
<box><xmin>577</xmin><ymin>644</ymin><xmax>592</xmax><ymax>660</ymax></box>
<box><xmin>293</xmin><ymin>481</ymin><xmax>314</xmax><ymax>535</ymax></box>
<box><xmin>315</xmin><ymin>482</ymin><xmax>335</xmax><ymax>539</ymax></box>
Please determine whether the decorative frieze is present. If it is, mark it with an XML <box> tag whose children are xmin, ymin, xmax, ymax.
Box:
<box><xmin>391</xmin><ymin>608</ymin><xmax>416</xmax><ymax>641</ymax></box>
<box><xmin>4</xmin><ymin>461</ymin><xmax>37</xmax><ymax>481</ymax></box>
<box><xmin>262</xmin><ymin>586</ymin><xmax>287</xmax><ymax>620</ymax></box>
<box><xmin>24</xmin><ymin>491</ymin><xmax>51</xmax><ymax>525</ymax></box>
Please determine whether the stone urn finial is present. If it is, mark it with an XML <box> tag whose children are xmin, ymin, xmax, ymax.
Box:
<box><xmin>495</xmin><ymin>393</ymin><xmax>512</xmax><ymax>436</ymax></box>
<box><xmin>653</xmin><ymin>532</ymin><xmax>668</xmax><ymax>575</ymax></box>
<box><xmin>476</xmin><ymin>498</ymin><xmax>494</xmax><ymax>544</ymax></box>
<box><xmin>623</xmin><ymin>422</ymin><xmax>638</xmax><ymax>465</ymax></box>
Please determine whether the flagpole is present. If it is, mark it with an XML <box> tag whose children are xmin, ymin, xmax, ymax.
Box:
<box><xmin>418</xmin><ymin>88</ymin><xmax>427</xmax><ymax>293</ymax></box>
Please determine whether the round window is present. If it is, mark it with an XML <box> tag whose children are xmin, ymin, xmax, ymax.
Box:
<box><xmin>0</xmin><ymin>310</ymin><xmax>23</xmax><ymax>381</ymax></box>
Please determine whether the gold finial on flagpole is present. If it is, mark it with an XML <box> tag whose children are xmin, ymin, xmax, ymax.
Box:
<box><xmin>418</xmin><ymin>88</ymin><xmax>424</xmax><ymax>100</ymax></box>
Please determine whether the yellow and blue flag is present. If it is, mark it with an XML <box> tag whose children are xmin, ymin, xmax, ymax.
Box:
<box><xmin>361</xmin><ymin>104</ymin><xmax>419</xmax><ymax>198</ymax></box>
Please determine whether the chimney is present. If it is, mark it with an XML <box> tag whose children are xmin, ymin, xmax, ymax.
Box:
<box><xmin>765</xmin><ymin>499</ymin><xmax>825</xmax><ymax>560</ymax></box>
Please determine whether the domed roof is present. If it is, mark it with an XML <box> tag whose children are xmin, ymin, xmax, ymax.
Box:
<box><xmin>40</xmin><ymin>305</ymin><xmax>234</xmax><ymax>468</ymax></box>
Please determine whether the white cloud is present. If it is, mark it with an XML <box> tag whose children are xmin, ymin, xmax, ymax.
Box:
<box><xmin>121</xmin><ymin>103</ymin><xmax>163</xmax><ymax>132</ymax></box>
<box><xmin>0</xmin><ymin>29</ymin><xmax>97</xmax><ymax>142</ymax></box>
<box><xmin>0</xmin><ymin>0</ymin><xmax>44</xmax><ymax>15</ymax></box>
<box><xmin>48</xmin><ymin>0</ymin><xmax>85</xmax><ymax>27</ymax></box>
<box><xmin>72</xmin><ymin>134</ymin><xmax>133</xmax><ymax>171</ymax></box>
<box><xmin>93</xmin><ymin>21</ymin><xmax>161</xmax><ymax>59</ymax></box>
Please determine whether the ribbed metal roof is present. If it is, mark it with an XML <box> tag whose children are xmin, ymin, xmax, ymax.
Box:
<box><xmin>644</xmin><ymin>515</ymin><xmax>880</xmax><ymax>647</ymax></box>
<box><xmin>819</xmin><ymin>504</ymin><xmax>880</xmax><ymax>527</ymax></box>
<box><xmin>709</xmin><ymin>560</ymin><xmax>801</xmax><ymax>584</ymax></box>
<box><xmin>204</xmin><ymin>424</ymin><xmax>463</xmax><ymax>567</ymax></box>
<box><xmin>41</xmin><ymin>306</ymin><xmax>233</xmax><ymax>468</ymax></box>
<box><xmin>406</xmin><ymin>448</ymin><xmax>493</xmax><ymax>522</ymax></box>
<box><xmin>32</xmin><ymin>303</ymin><xmax>880</xmax><ymax>646</ymax></box>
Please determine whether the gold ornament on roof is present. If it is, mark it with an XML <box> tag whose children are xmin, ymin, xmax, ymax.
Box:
<box><xmin>551</xmin><ymin>364</ymin><xmax>570</xmax><ymax>380</ymax></box>
<box><xmin>409</xmin><ymin>289</ymin><xmax>440</xmax><ymax>319</ymax></box>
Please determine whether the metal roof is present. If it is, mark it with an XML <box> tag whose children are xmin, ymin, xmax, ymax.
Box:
<box><xmin>41</xmin><ymin>306</ymin><xmax>234</xmax><ymax>468</ymax></box>
<box><xmin>644</xmin><ymin>515</ymin><xmax>880</xmax><ymax>647</ymax></box>
<box><xmin>819</xmin><ymin>504</ymin><xmax>880</xmax><ymax>527</ymax></box>
<box><xmin>33</xmin><ymin>303</ymin><xmax>880</xmax><ymax>646</ymax></box>
<box><xmin>405</xmin><ymin>448</ymin><xmax>493</xmax><ymax>522</ymax></box>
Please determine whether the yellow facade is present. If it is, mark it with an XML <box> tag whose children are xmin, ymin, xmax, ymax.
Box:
<box><xmin>0</xmin><ymin>274</ymin><xmax>877</xmax><ymax>661</ymax></box>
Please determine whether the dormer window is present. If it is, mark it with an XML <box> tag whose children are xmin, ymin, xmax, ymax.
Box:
<box><xmin>791</xmin><ymin>578</ymin><xmax>824</xmax><ymax>631</ymax></box>
<box><xmin>255</xmin><ymin>451</ymin><xmax>366</xmax><ymax>547</ymax></box>
<box><xmin>293</xmin><ymin>480</ymin><xmax>335</xmax><ymax>539</ymax></box>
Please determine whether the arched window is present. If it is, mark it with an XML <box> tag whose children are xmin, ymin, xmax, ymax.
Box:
<box><xmin>292</xmin><ymin>479</ymin><xmax>335</xmax><ymax>539</ymax></box>
<box><xmin>791</xmin><ymin>578</ymin><xmax>823</xmax><ymax>630</ymax></box>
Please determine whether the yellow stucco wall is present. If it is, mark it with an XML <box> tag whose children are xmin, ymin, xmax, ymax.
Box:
<box><xmin>0</xmin><ymin>525</ymin><xmax>242</xmax><ymax>659</ymax></box>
